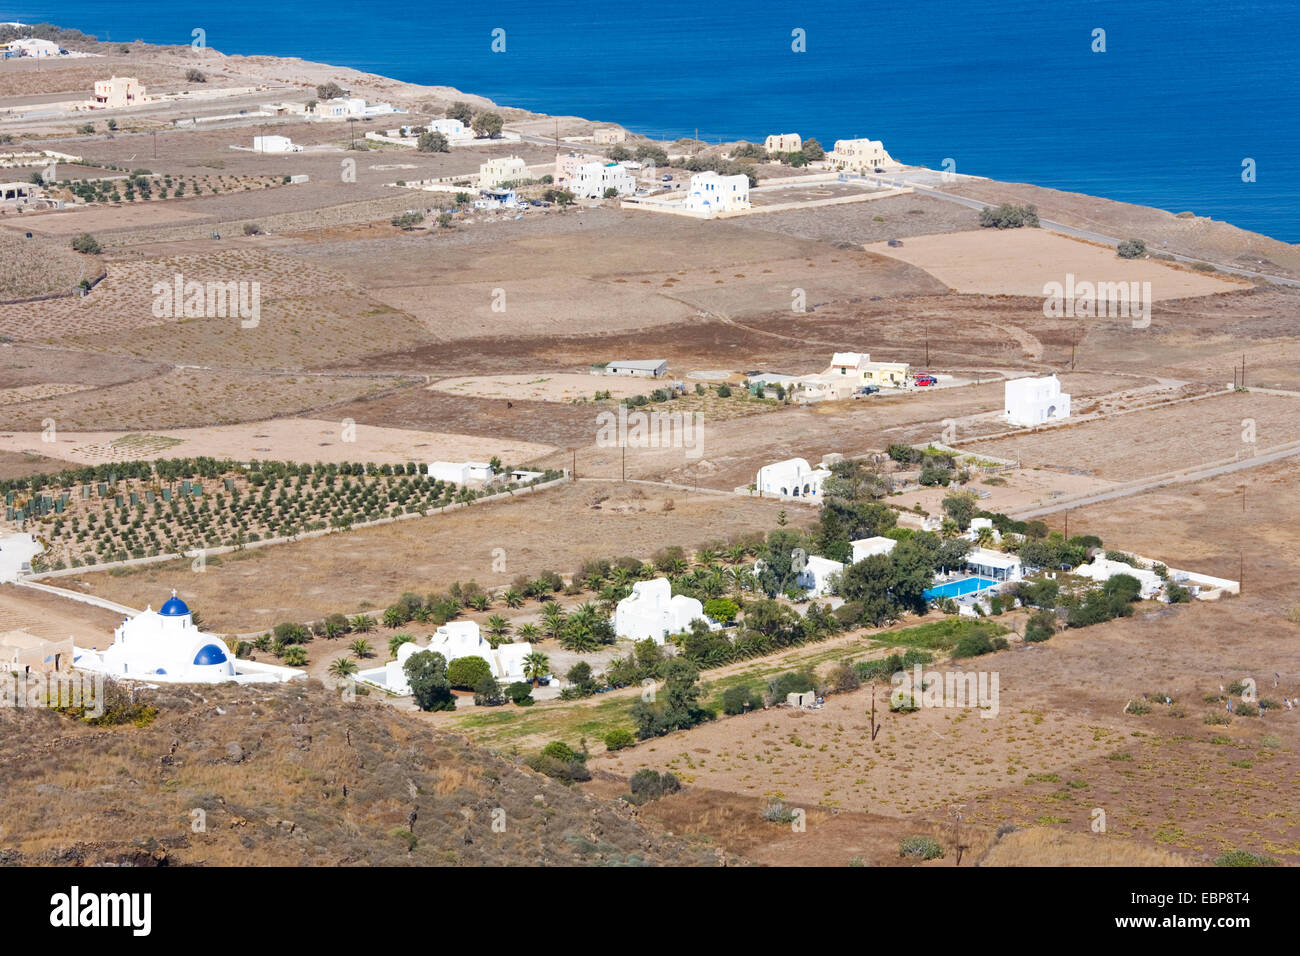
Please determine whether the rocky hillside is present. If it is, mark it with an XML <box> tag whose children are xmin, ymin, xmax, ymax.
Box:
<box><xmin>0</xmin><ymin>679</ymin><xmax>722</xmax><ymax>866</ymax></box>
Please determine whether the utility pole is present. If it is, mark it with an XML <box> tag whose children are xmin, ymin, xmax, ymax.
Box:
<box><xmin>924</xmin><ymin>324</ymin><xmax>929</xmax><ymax>367</ymax></box>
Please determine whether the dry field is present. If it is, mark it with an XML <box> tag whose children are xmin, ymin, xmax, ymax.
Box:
<box><xmin>428</xmin><ymin>373</ymin><xmax>660</xmax><ymax>403</ymax></box>
<box><xmin>966</xmin><ymin>390</ymin><xmax>1300</xmax><ymax>482</ymax></box>
<box><xmin>61</xmin><ymin>481</ymin><xmax>804</xmax><ymax>631</ymax></box>
<box><xmin>0</xmin><ymin>247</ymin><xmax>357</xmax><ymax>344</ymax></box>
<box><xmin>1049</xmin><ymin>456</ymin><xmax>1300</xmax><ymax>600</ymax></box>
<box><xmin>0</xmin><ymin>582</ymin><xmax>124</xmax><ymax>644</ymax></box>
<box><xmin>0</xmin><ymin>231</ymin><xmax>99</xmax><ymax>299</ymax></box>
<box><xmin>292</xmin><ymin>208</ymin><xmax>945</xmax><ymax>343</ymax></box>
<box><xmin>0</xmin><ymin>369</ymin><xmax>400</xmax><ymax>433</ymax></box>
<box><xmin>0</xmin><ymin>415</ymin><xmax>551</xmax><ymax>469</ymax></box>
<box><xmin>591</xmin><ymin>598</ymin><xmax>1300</xmax><ymax>864</ymax></box>
<box><xmin>940</xmin><ymin>177</ymin><xmax>1300</xmax><ymax>280</ymax></box>
<box><xmin>866</xmin><ymin>228</ymin><xmax>1248</xmax><ymax>298</ymax></box>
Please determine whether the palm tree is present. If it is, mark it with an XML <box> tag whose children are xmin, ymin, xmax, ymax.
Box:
<box><xmin>469</xmin><ymin>593</ymin><xmax>490</xmax><ymax>612</ymax></box>
<box><xmin>517</xmin><ymin>622</ymin><xmax>541</xmax><ymax>642</ymax></box>
<box><xmin>502</xmin><ymin>587</ymin><xmax>524</xmax><ymax>609</ymax></box>
<box><xmin>486</xmin><ymin>614</ymin><xmax>512</xmax><ymax>645</ymax></box>
<box><xmin>349</xmin><ymin>638</ymin><xmax>372</xmax><ymax>659</ymax></box>
<box><xmin>976</xmin><ymin>527</ymin><xmax>996</xmax><ymax>548</ymax></box>
<box><xmin>560</xmin><ymin>602</ymin><xmax>603</xmax><ymax>652</ymax></box>
<box><xmin>328</xmin><ymin>657</ymin><xmax>358</xmax><ymax>680</ymax></box>
<box><xmin>725</xmin><ymin>544</ymin><xmax>748</xmax><ymax>564</ymax></box>
<box><xmin>541</xmin><ymin>602</ymin><xmax>566</xmax><ymax>640</ymax></box>
<box><xmin>523</xmin><ymin>651</ymin><xmax>550</xmax><ymax>686</ymax></box>
<box><xmin>388</xmin><ymin>633</ymin><xmax>414</xmax><ymax>658</ymax></box>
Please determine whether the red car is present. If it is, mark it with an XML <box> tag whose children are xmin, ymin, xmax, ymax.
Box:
<box><xmin>914</xmin><ymin>374</ymin><xmax>937</xmax><ymax>387</ymax></box>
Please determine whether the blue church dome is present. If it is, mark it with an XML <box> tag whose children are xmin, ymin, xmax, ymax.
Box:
<box><xmin>193</xmin><ymin>644</ymin><xmax>228</xmax><ymax>666</ymax></box>
<box><xmin>159</xmin><ymin>590</ymin><xmax>190</xmax><ymax>617</ymax></box>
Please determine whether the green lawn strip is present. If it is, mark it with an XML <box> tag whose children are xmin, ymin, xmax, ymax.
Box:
<box><xmin>446</xmin><ymin>617</ymin><xmax>1013</xmax><ymax>751</ymax></box>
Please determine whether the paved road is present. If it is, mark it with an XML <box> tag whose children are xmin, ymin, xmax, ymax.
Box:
<box><xmin>865</xmin><ymin>173</ymin><xmax>1300</xmax><ymax>289</ymax></box>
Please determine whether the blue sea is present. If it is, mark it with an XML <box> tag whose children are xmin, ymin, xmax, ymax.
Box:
<box><xmin>6</xmin><ymin>0</ymin><xmax>1298</xmax><ymax>240</ymax></box>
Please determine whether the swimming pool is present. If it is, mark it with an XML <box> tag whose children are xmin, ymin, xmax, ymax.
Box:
<box><xmin>923</xmin><ymin>577</ymin><xmax>999</xmax><ymax>600</ymax></box>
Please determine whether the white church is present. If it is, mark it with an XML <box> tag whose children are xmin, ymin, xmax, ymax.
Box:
<box><xmin>1004</xmin><ymin>374</ymin><xmax>1070</xmax><ymax>427</ymax></box>
<box><xmin>356</xmin><ymin>620</ymin><xmax>532</xmax><ymax>695</ymax></box>
<box><xmin>73</xmin><ymin>590</ymin><xmax>302</xmax><ymax>684</ymax></box>
<box><xmin>756</xmin><ymin>457</ymin><xmax>831</xmax><ymax>499</ymax></box>
<box><xmin>614</xmin><ymin>578</ymin><xmax>706</xmax><ymax>644</ymax></box>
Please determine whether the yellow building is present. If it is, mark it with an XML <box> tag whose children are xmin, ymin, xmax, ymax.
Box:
<box><xmin>827</xmin><ymin>137</ymin><xmax>898</xmax><ymax>172</ymax></box>
<box><xmin>92</xmin><ymin>76</ymin><xmax>147</xmax><ymax>109</ymax></box>
<box><xmin>764</xmin><ymin>133</ymin><xmax>802</xmax><ymax>153</ymax></box>
<box><xmin>594</xmin><ymin>127</ymin><xmax>626</xmax><ymax>144</ymax></box>
<box><xmin>860</xmin><ymin>360</ymin><xmax>910</xmax><ymax>387</ymax></box>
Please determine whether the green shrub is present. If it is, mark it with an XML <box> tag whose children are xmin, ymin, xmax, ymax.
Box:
<box><xmin>446</xmin><ymin>655</ymin><xmax>492</xmax><ymax>689</ymax></box>
<box><xmin>1214</xmin><ymin>849</ymin><xmax>1277</xmax><ymax>867</ymax></box>
<box><xmin>603</xmin><ymin>728</ymin><xmax>635</xmax><ymax>751</ymax></box>
<box><xmin>722</xmin><ymin>684</ymin><xmax>764</xmax><ymax>715</ymax></box>
<box><xmin>625</xmin><ymin>768</ymin><xmax>681</xmax><ymax>805</ymax></box>
<box><xmin>70</xmin><ymin>233</ymin><xmax>102</xmax><ymax>255</ymax></box>
<box><xmin>899</xmin><ymin>835</ymin><xmax>944</xmax><ymax>860</ymax></box>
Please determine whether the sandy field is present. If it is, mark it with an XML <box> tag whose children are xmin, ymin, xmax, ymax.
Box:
<box><xmin>866</xmin><ymin>228</ymin><xmax>1247</xmax><ymax>299</ymax></box>
<box><xmin>428</xmin><ymin>373</ymin><xmax>657</xmax><ymax>402</ymax></box>
<box><xmin>0</xmin><ymin>416</ymin><xmax>556</xmax><ymax>469</ymax></box>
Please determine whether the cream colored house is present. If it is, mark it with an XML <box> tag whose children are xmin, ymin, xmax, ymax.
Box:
<box><xmin>92</xmin><ymin>76</ymin><xmax>146</xmax><ymax>109</ymax></box>
<box><xmin>0</xmin><ymin>630</ymin><xmax>72</xmax><ymax>674</ymax></box>
<box><xmin>479</xmin><ymin>155</ymin><xmax>529</xmax><ymax>188</ymax></box>
<box><xmin>827</xmin><ymin>137</ymin><xmax>899</xmax><ymax>172</ymax></box>
<box><xmin>860</xmin><ymin>360</ymin><xmax>911</xmax><ymax>387</ymax></box>
<box><xmin>594</xmin><ymin>127</ymin><xmax>626</xmax><ymax>144</ymax></box>
<box><xmin>764</xmin><ymin>133</ymin><xmax>802</xmax><ymax>153</ymax></box>
<box><xmin>827</xmin><ymin>352</ymin><xmax>909</xmax><ymax>387</ymax></box>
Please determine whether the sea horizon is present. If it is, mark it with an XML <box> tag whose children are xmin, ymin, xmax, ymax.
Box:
<box><xmin>4</xmin><ymin>0</ymin><xmax>1298</xmax><ymax>242</ymax></box>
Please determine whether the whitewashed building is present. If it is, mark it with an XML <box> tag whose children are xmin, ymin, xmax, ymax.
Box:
<box><xmin>756</xmin><ymin>457</ymin><xmax>830</xmax><ymax>499</ymax></box>
<box><xmin>966</xmin><ymin>548</ymin><xmax>1023</xmax><ymax>582</ymax></box>
<box><xmin>72</xmin><ymin>591</ymin><xmax>301</xmax><ymax>684</ymax></box>
<box><xmin>1074</xmin><ymin>556</ymin><xmax>1164</xmax><ymax>599</ymax></box>
<box><xmin>1004</xmin><ymin>375</ymin><xmax>1070</xmax><ymax>427</ymax></box>
<box><xmin>0</xmin><ymin>532</ymin><xmax>41</xmax><ymax>582</ymax></box>
<box><xmin>253</xmin><ymin>135</ymin><xmax>301</xmax><ymax>153</ymax></box>
<box><xmin>426</xmin><ymin>118</ymin><xmax>473</xmax><ymax>143</ymax></box>
<box><xmin>614</xmin><ymin>578</ymin><xmax>705</xmax><ymax>644</ymax></box>
<box><xmin>427</xmin><ymin>461</ymin><xmax>494</xmax><ymax>485</ymax></box>
<box><xmin>851</xmin><ymin>536</ymin><xmax>897</xmax><ymax>564</ymax></box>
<box><xmin>682</xmin><ymin>171</ymin><xmax>750</xmax><ymax>215</ymax></box>
<box><xmin>798</xmin><ymin>555</ymin><xmax>844</xmax><ymax>597</ymax></box>
<box><xmin>359</xmin><ymin>622</ymin><xmax>533</xmax><ymax>694</ymax></box>
<box><xmin>571</xmin><ymin>161</ymin><xmax>636</xmax><ymax>199</ymax></box>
